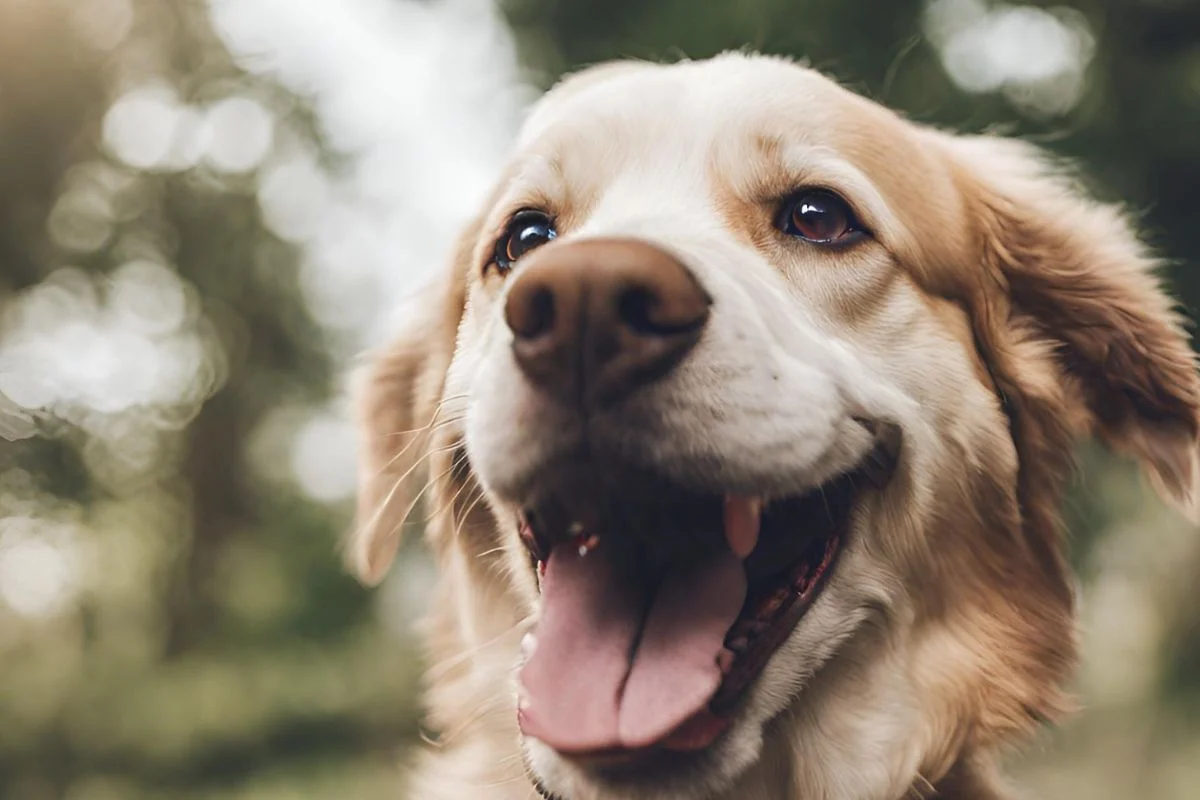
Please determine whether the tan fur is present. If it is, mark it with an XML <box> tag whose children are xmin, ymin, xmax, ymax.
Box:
<box><xmin>346</xmin><ymin>54</ymin><xmax>1200</xmax><ymax>799</ymax></box>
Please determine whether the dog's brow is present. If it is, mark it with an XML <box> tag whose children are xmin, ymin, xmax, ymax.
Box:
<box><xmin>730</xmin><ymin>143</ymin><xmax>902</xmax><ymax>245</ymax></box>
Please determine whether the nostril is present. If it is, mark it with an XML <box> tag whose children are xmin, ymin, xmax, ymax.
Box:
<box><xmin>504</xmin><ymin>239</ymin><xmax>710</xmax><ymax>406</ymax></box>
<box><xmin>616</xmin><ymin>285</ymin><xmax>709</xmax><ymax>336</ymax></box>
<box><xmin>510</xmin><ymin>286</ymin><xmax>556</xmax><ymax>339</ymax></box>
<box><xmin>617</xmin><ymin>288</ymin><xmax>660</xmax><ymax>336</ymax></box>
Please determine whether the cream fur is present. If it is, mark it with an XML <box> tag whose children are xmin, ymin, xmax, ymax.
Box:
<box><xmin>348</xmin><ymin>53</ymin><xmax>1200</xmax><ymax>800</ymax></box>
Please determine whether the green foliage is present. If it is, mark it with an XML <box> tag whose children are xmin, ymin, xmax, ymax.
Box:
<box><xmin>0</xmin><ymin>2</ymin><xmax>413</xmax><ymax>797</ymax></box>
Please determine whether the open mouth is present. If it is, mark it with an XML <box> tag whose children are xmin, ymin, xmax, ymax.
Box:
<box><xmin>514</xmin><ymin>422</ymin><xmax>900</xmax><ymax>762</ymax></box>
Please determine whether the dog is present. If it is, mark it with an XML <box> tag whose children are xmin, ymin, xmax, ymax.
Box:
<box><xmin>347</xmin><ymin>53</ymin><xmax>1200</xmax><ymax>799</ymax></box>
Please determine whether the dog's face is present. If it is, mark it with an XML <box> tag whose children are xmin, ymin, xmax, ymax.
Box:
<box><xmin>350</xmin><ymin>55</ymin><xmax>1200</xmax><ymax>800</ymax></box>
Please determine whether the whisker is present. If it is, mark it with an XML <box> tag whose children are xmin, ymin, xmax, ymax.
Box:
<box><xmin>358</xmin><ymin>441</ymin><xmax>461</xmax><ymax>542</ymax></box>
<box><xmin>369</xmin><ymin>393</ymin><xmax>466</xmax><ymax>476</ymax></box>
<box><xmin>370</xmin><ymin>420</ymin><xmax>460</xmax><ymax>480</ymax></box>
<box><xmin>388</xmin><ymin>439</ymin><xmax>463</xmax><ymax>496</ymax></box>
<box><xmin>374</xmin><ymin>394</ymin><xmax>468</xmax><ymax>439</ymax></box>
<box><xmin>425</xmin><ymin>624</ymin><xmax>524</xmax><ymax>683</ymax></box>
<box><xmin>451</xmin><ymin>486</ymin><xmax>489</xmax><ymax>545</ymax></box>
<box><xmin>379</xmin><ymin>412</ymin><xmax>463</xmax><ymax>443</ymax></box>
<box><xmin>388</xmin><ymin>457</ymin><xmax>461</xmax><ymax>537</ymax></box>
<box><xmin>429</xmin><ymin>691</ymin><xmax>513</xmax><ymax>748</ymax></box>
<box><xmin>497</xmin><ymin>751</ymin><xmax>530</xmax><ymax>767</ymax></box>
<box><xmin>423</xmin><ymin>469</ymin><xmax>481</xmax><ymax>526</ymax></box>
<box><xmin>818</xmin><ymin>484</ymin><xmax>833</xmax><ymax>526</ymax></box>
<box><xmin>357</xmin><ymin>474</ymin><xmax>408</xmax><ymax>545</ymax></box>
<box><xmin>909</xmin><ymin>772</ymin><xmax>936</xmax><ymax>798</ymax></box>
<box><xmin>476</xmin><ymin>769</ymin><xmax>532</xmax><ymax>790</ymax></box>
<box><xmin>476</xmin><ymin>543</ymin><xmax>510</xmax><ymax>560</ymax></box>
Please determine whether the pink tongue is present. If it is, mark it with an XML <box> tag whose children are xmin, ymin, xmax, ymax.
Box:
<box><xmin>519</xmin><ymin>543</ymin><xmax>746</xmax><ymax>753</ymax></box>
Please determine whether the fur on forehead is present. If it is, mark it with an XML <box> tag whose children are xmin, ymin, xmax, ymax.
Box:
<box><xmin>514</xmin><ymin>54</ymin><xmax>967</xmax><ymax>266</ymax></box>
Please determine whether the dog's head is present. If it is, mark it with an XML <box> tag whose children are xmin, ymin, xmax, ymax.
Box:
<box><xmin>349</xmin><ymin>54</ymin><xmax>1200</xmax><ymax>799</ymax></box>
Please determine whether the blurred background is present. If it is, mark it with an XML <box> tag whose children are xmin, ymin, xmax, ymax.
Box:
<box><xmin>0</xmin><ymin>0</ymin><xmax>1198</xmax><ymax>797</ymax></box>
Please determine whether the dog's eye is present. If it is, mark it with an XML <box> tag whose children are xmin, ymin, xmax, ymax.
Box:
<box><xmin>494</xmin><ymin>210</ymin><xmax>557</xmax><ymax>272</ymax></box>
<box><xmin>776</xmin><ymin>190</ymin><xmax>863</xmax><ymax>245</ymax></box>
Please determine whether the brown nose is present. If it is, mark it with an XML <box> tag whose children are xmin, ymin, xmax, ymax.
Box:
<box><xmin>504</xmin><ymin>238</ymin><xmax>710</xmax><ymax>407</ymax></box>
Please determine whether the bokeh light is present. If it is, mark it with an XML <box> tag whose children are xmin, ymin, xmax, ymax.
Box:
<box><xmin>0</xmin><ymin>264</ymin><xmax>218</xmax><ymax>420</ymax></box>
<box><xmin>103</xmin><ymin>86</ymin><xmax>189</xmax><ymax>172</ymax></box>
<box><xmin>0</xmin><ymin>515</ymin><xmax>82</xmax><ymax>619</ymax></box>
<box><xmin>925</xmin><ymin>0</ymin><xmax>1096</xmax><ymax>115</ymax></box>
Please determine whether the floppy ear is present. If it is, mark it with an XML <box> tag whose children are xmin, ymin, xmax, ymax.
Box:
<box><xmin>347</xmin><ymin>220</ymin><xmax>476</xmax><ymax>585</ymax></box>
<box><xmin>952</xmin><ymin>137</ymin><xmax>1200</xmax><ymax>521</ymax></box>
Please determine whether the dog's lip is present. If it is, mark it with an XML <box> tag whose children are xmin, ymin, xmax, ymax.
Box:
<box><xmin>515</xmin><ymin>421</ymin><xmax>901</xmax><ymax>758</ymax></box>
<box><xmin>516</xmin><ymin>420</ymin><xmax>899</xmax><ymax>565</ymax></box>
<box><xmin>717</xmin><ymin>421</ymin><xmax>902</xmax><ymax>711</ymax></box>
<box><xmin>516</xmin><ymin>420</ymin><xmax>899</xmax><ymax>560</ymax></box>
<box><xmin>710</xmin><ymin>526</ymin><xmax>845</xmax><ymax>714</ymax></box>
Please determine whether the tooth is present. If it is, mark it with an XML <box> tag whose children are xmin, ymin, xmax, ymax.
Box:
<box><xmin>574</xmin><ymin>532</ymin><xmax>600</xmax><ymax>558</ymax></box>
<box><xmin>723</xmin><ymin>495</ymin><xmax>762</xmax><ymax>558</ymax></box>
<box><xmin>717</xmin><ymin>648</ymin><xmax>736</xmax><ymax>674</ymax></box>
<box><xmin>521</xmin><ymin>632</ymin><xmax>537</xmax><ymax>659</ymax></box>
<box><xmin>517</xmin><ymin>683</ymin><xmax>530</xmax><ymax>711</ymax></box>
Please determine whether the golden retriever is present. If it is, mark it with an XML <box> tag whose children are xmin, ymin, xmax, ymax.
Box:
<box><xmin>347</xmin><ymin>53</ymin><xmax>1200</xmax><ymax>800</ymax></box>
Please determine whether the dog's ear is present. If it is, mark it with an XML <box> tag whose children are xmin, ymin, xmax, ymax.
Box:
<box><xmin>346</xmin><ymin>219</ymin><xmax>477</xmax><ymax>585</ymax></box>
<box><xmin>951</xmin><ymin>137</ymin><xmax>1200</xmax><ymax>521</ymax></box>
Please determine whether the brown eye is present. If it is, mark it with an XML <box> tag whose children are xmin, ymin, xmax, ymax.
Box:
<box><xmin>494</xmin><ymin>210</ymin><xmax>557</xmax><ymax>272</ymax></box>
<box><xmin>776</xmin><ymin>190</ymin><xmax>864</xmax><ymax>244</ymax></box>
